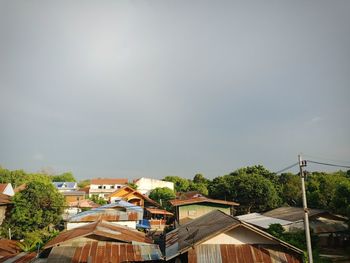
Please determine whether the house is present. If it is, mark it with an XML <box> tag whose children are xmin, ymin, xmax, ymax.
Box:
<box><xmin>134</xmin><ymin>177</ymin><xmax>174</xmax><ymax>196</ymax></box>
<box><xmin>52</xmin><ymin>182</ymin><xmax>78</xmax><ymax>192</ymax></box>
<box><xmin>236</xmin><ymin>212</ymin><xmax>293</xmax><ymax>230</ymax></box>
<box><xmin>61</xmin><ymin>190</ymin><xmax>86</xmax><ymax>203</ymax></box>
<box><xmin>39</xmin><ymin>220</ymin><xmax>163</xmax><ymax>262</ymax></box>
<box><xmin>0</xmin><ymin>193</ymin><xmax>11</xmax><ymax>225</ymax></box>
<box><xmin>63</xmin><ymin>199</ymin><xmax>100</xmax><ymax>220</ymax></box>
<box><xmin>0</xmin><ymin>183</ymin><xmax>14</xmax><ymax>196</ymax></box>
<box><xmin>176</xmin><ymin>191</ymin><xmax>202</xmax><ymax>200</ymax></box>
<box><xmin>67</xmin><ymin>199</ymin><xmax>143</xmax><ymax>230</ymax></box>
<box><xmin>89</xmin><ymin>178</ymin><xmax>128</xmax><ymax>199</ymax></box>
<box><xmin>263</xmin><ymin>206</ymin><xmax>349</xmax><ymax>248</ymax></box>
<box><xmin>108</xmin><ymin>186</ymin><xmax>160</xmax><ymax>208</ymax></box>
<box><xmin>169</xmin><ymin>196</ymin><xmax>239</xmax><ymax>225</ymax></box>
<box><xmin>165</xmin><ymin>210</ymin><xmax>303</xmax><ymax>263</ymax></box>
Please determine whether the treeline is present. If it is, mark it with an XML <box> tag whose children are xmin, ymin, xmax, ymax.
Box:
<box><xmin>163</xmin><ymin>165</ymin><xmax>350</xmax><ymax>217</ymax></box>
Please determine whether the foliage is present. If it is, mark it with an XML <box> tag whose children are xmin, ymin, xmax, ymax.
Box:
<box><xmin>50</xmin><ymin>172</ymin><xmax>76</xmax><ymax>182</ymax></box>
<box><xmin>163</xmin><ymin>176</ymin><xmax>190</xmax><ymax>192</ymax></box>
<box><xmin>209</xmin><ymin>166</ymin><xmax>281</xmax><ymax>213</ymax></box>
<box><xmin>78</xmin><ymin>179</ymin><xmax>90</xmax><ymax>188</ymax></box>
<box><xmin>88</xmin><ymin>195</ymin><xmax>107</xmax><ymax>205</ymax></box>
<box><xmin>127</xmin><ymin>182</ymin><xmax>138</xmax><ymax>190</ymax></box>
<box><xmin>278</xmin><ymin>173</ymin><xmax>302</xmax><ymax>206</ymax></box>
<box><xmin>17</xmin><ymin>228</ymin><xmax>60</xmax><ymax>252</ymax></box>
<box><xmin>331</xmin><ymin>180</ymin><xmax>350</xmax><ymax>218</ymax></box>
<box><xmin>0</xmin><ymin>179</ymin><xmax>65</xmax><ymax>239</ymax></box>
<box><xmin>149</xmin><ymin>187</ymin><xmax>176</xmax><ymax>211</ymax></box>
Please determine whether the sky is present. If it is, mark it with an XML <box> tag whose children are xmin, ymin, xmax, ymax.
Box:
<box><xmin>1</xmin><ymin>0</ymin><xmax>349</xmax><ymax>180</ymax></box>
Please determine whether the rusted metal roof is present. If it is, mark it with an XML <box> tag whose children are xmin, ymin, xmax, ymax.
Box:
<box><xmin>169</xmin><ymin>197</ymin><xmax>239</xmax><ymax>207</ymax></box>
<box><xmin>187</xmin><ymin>244</ymin><xmax>302</xmax><ymax>263</ymax></box>
<box><xmin>69</xmin><ymin>199</ymin><xmax>100</xmax><ymax>208</ymax></box>
<box><xmin>0</xmin><ymin>184</ymin><xmax>8</xmax><ymax>194</ymax></box>
<box><xmin>0</xmin><ymin>252</ymin><xmax>36</xmax><ymax>263</ymax></box>
<box><xmin>165</xmin><ymin>210</ymin><xmax>303</xmax><ymax>260</ymax></box>
<box><xmin>90</xmin><ymin>178</ymin><xmax>128</xmax><ymax>185</ymax></box>
<box><xmin>0</xmin><ymin>240</ymin><xmax>20</xmax><ymax>257</ymax></box>
<box><xmin>176</xmin><ymin>191</ymin><xmax>203</xmax><ymax>200</ymax></box>
<box><xmin>46</xmin><ymin>241</ymin><xmax>163</xmax><ymax>262</ymax></box>
<box><xmin>263</xmin><ymin>206</ymin><xmax>331</xmax><ymax>221</ymax></box>
<box><xmin>69</xmin><ymin>200</ymin><xmax>143</xmax><ymax>222</ymax></box>
<box><xmin>0</xmin><ymin>193</ymin><xmax>11</xmax><ymax>205</ymax></box>
<box><xmin>45</xmin><ymin>220</ymin><xmax>153</xmax><ymax>249</ymax></box>
<box><xmin>145</xmin><ymin>207</ymin><xmax>173</xmax><ymax>216</ymax></box>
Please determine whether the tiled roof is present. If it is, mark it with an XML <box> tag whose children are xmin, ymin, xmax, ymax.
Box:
<box><xmin>45</xmin><ymin>220</ymin><xmax>153</xmax><ymax>249</ymax></box>
<box><xmin>90</xmin><ymin>178</ymin><xmax>128</xmax><ymax>185</ymax></box>
<box><xmin>47</xmin><ymin>241</ymin><xmax>163</xmax><ymax>262</ymax></box>
<box><xmin>169</xmin><ymin>196</ymin><xmax>239</xmax><ymax>207</ymax></box>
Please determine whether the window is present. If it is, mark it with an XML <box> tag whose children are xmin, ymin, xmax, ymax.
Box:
<box><xmin>98</xmin><ymin>185</ymin><xmax>102</xmax><ymax>189</ymax></box>
<box><xmin>111</xmin><ymin>186</ymin><xmax>115</xmax><ymax>189</ymax></box>
<box><xmin>117</xmin><ymin>186</ymin><xmax>121</xmax><ymax>189</ymax></box>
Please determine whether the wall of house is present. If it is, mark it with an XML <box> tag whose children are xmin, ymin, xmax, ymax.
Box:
<box><xmin>64</xmin><ymin>195</ymin><xmax>85</xmax><ymax>203</ymax></box>
<box><xmin>202</xmin><ymin>226</ymin><xmax>278</xmax><ymax>245</ymax></box>
<box><xmin>178</xmin><ymin>203</ymin><xmax>230</xmax><ymax>223</ymax></box>
<box><xmin>135</xmin><ymin>178</ymin><xmax>174</xmax><ymax>195</ymax></box>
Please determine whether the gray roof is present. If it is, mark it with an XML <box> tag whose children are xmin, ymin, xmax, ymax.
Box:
<box><xmin>52</xmin><ymin>182</ymin><xmax>77</xmax><ymax>189</ymax></box>
<box><xmin>237</xmin><ymin>213</ymin><xmax>292</xmax><ymax>229</ymax></box>
<box><xmin>165</xmin><ymin>210</ymin><xmax>302</xmax><ymax>260</ymax></box>
<box><xmin>263</xmin><ymin>207</ymin><xmax>330</xmax><ymax>221</ymax></box>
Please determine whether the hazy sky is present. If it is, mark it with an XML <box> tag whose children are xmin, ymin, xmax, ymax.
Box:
<box><xmin>1</xmin><ymin>0</ymin><xmax>349</xmax><ymax>180</ymax></box>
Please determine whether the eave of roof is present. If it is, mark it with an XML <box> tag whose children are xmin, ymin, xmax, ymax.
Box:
<box><xmin>169</xmin><ymin>196</ymin><xmax>239</xmax><ymax>207</ymax></box>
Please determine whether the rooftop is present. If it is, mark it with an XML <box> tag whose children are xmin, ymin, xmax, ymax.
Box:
<box><xmin>90</xmin><ymin>178</ymin><xmax>128</xmax><ymax>185</ymax></box>
<box><xmin>169</xmin><ymin>196</ymin><xmax>239</xmax><ymax>207</ymax></box>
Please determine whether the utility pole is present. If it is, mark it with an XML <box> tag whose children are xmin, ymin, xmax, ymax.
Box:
<box><xmin>299</xmin><ymin>154</ymin><xmax>313</xmax><ymax>263</ymax></box>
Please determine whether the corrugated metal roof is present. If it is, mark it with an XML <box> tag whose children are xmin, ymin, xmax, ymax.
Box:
<box><xmin>46</xmin><ymin>241</ymin><xmax>163</xmax><ymax>262</ymax></box>
<box><xmin>263</xmin><ymin>206</ymin><xmax>328</xmax><ymax>221</ymax></box>
<box><xmin>145</xmin><ymin>207</ymin><xmax>173</xmax><ymax>216</ymax></box>
<box><xmin>69</xmin><ymin>199</ymin><xmax>143</xmax><ymax>222</ymax></box>
<box><xmin>310</xmin><ymin>218</ymin><xmax>348</xmax><ymax>234</ymax></box>
<box><xmin>108</xmin><ymin>186</ymin><xmax>161</xmax><ymax>207</ymax></box>
<box><xmin>0</xmin><ymin>184</ymin><xmax>9</xmax><ymax>194</ymax></box>
<box><xmin>169</xmin><ymin>197</ymin><xmax>239</xmax><ymax>207</ymax></box>
<box><xmin>0</xmin><ymin>193</ymin><xmax>11</xmax><ymax>205</ymax></box>
<box><xmin>62</xmin><ymin>191</ymin><xmax>85</xmax><ymax>196</ymax></box>
<box><xmin>165</xmin><ymin>210</ymin><xmax>303</xmax><ymax>260</ymax></box>
<box><xmin>187</xmin><ymin>244</ymin><xmax>302</xmax><ymax>263</ymax></box>
<box><xmin>0</xmin><ymin>252</ymin><xmax>37</xmax><ymax>263</ymax></box>
<box><xmin>91</xmin><ymin>178</ymin><xmax>128</xmax><ymax>185</ymax></box>
<box><xmin>237</xmin><ymin>213</ymin><xmax>293</xmax><ymax>229</ymax></box>
<box><xmin>45</xmin><ymin>220</ymin><xmax>153</xmax><ymax>249</ymax></box>
<box><xmin>68</xmin><ymin>199</ymin><xmax>100</xmax><ymax>208</ymax></box>
<box><xmin>0</xmin><ymin>240</ymin><xmax>20</xmax><ymax>257</ymax></box>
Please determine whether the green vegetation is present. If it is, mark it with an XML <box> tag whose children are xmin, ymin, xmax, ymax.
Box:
<box><xmin>149</xmin><ymin>187</ymin><xmax>176</xmax><ymax>211</ymax></box>
<box><xmin>50</xmin><ymin>172</ymin><xmax>76</xmax><ymax>182</ymax></box>
<box><xmin>88</xmin><ymin>195</ymin><xmax>107</xmax><ymax>205</ymax></box>
<box><xmin>0</xmin><ymin>179</ymin><xmax>65</xmax><ymax>240</ymax></box>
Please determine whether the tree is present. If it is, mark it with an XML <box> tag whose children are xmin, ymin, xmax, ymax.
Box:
<box><xmin>50</xmin><ymin>172</ymin><xmax>76</xmax><ymax>182</ymax></box>
<box><xmin>1</xmin><ymin>179</ymin><xmax>65</xmax><ymax>239</ymax></box>
<box><xmin>209</xmin><ymin>166</ymin><xmax>281</xmax><ymax>213</ymax></box>
<box><xmin>331</xmin><ymin>180</ymin><xmax>350</xmax><ymax>218</ymax></box>
<box><xmin>88</xmin><ymin>195</ymin><xmax>107</xmax><ymax>205</ymax></box>
<box><xmin>163</xmin><ymin>176</ymin><xmax>190</xmax><ymax>192</ymax></box>
<box><xmin>149</xmin><ymin>187</ymin><xmax>176</xmax><ymax>211</ymax></box>
<box><xmin>278</xmin><ymin>173</ymin><xmax>302</xmax><ymax>206</ymax></box>
<box><xmin>78</xmin><ymin>179</ymin><xmax>91</xmax><ymax>188</ymax></box>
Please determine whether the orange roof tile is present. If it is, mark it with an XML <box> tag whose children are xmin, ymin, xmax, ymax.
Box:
<box><xmin>90</xmin><ymin>178</ymin><xmax>128</xmax><ymax>185</ymax></box>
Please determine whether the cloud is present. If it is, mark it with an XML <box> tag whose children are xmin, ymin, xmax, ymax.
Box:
<box><xmin>33</xmin><ymin>153</ymin><xmax>44</xmax><ymax>161</ymax></box>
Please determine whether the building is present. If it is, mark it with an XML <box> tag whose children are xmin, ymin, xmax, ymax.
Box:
<box><xmin>67</xmin><ymin>199</ymin><xmax>144</xmax><ymax>230</ymax></box>
<box><xmin>236</xmin><ymin>212</ymin><xmax>293</xmax><ymax>230</ymax></box>
<box><xmin>52</xmin><ymin>182</ymin><xmax>78</xmax><ymax>192</ymax></box>
<box><xmin>0</xmin><ymin>239</ymin><xmax>36</xmax><ymax>262</ymax></box>
<box><xmin>108</xmin><ymin>185</ymin><xmax>160</xmax><ymax>208</ymax></box>
<box><xmin>0</xmin><ymin>193</ymin><xmax>11</xmax><ymax>225</ymax></box>
<box><xmin>165</xmin><ymin>210</ymin><xmax>303</xmax><ymax>263</ymax></box>
<box><xmin>134</xmin><ymin>177</ymin><xmax>174</xmax><ymax>196</ymax></box>
<box><xmin>0</xmin><ymin>183</ymin><xmax>14</xmax><ymax>196</ymax></box>
<box><xmin>169</xmin><ymin>196</ymin><xmax>239</xmax><ymax>225</ymax></box>
<box><xmin>263</xmin><ymin>206</ymin><xmax>349</xmax><ymax>248</ymax></box>
<box><xmin>38</xmin><ymin>220</ymin><xmax>163</xmax><ymax>262</ymax></box>
<box><xmin>61</xmin><ymin>190</ymin><xmax>86</xmax><ymax>203</ymax></box>
<box><xmin>89</xmin><ymin>178</ymin><xmax>128</xmax><ymax>199</ymax></box>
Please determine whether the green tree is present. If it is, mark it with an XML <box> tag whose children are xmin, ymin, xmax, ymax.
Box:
<box><xmin>88</xmin><ymin>195</ymin><xmax>107</xmax><ymax>205</ymax></box>
<box><xmin>149</xmin><ymin>187</ymin><xmax>176</xmax><ymax>211</ymax></box>
<box><xmin>127</xmin><ymin>182</ymin><xmax>138</xmax><ymax>190</ymax></box>
<box><xmin>278</xmin><ymin>173</ymin><xmax>302</xmax><ymax>206</ymax></box>
<box><xmin>50</xmin><ymin>172</ymin><xmax>76</xmax><ymax>182</ymax></box>
<box><xmin>1</xmin><ymin>179</ymin><xmax>65</xmax><ymax>239</ymax></box>
<box><xmin>163</xmin><ymin>176</ymin><xmax>190</xmax><ymax>192</ymax></box>
<box><xmin>331</xmin><ymin>180</ymin><xmax>350</xmax><ymax>218</ymax></box>
<box><xmin>78</xmin><ymin>179</ymin><xmax>91</xmax><ymax>188</ymax></box>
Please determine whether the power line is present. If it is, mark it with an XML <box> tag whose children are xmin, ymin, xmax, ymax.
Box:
<box><xmin>275</xmin><ymin>162</ymin><xmax>299</xmax><ymax>174</ymax></box>
<box><xmin>306</xmin><ymin>160</ymin><xmax>350</xmax><ymax>169</ymax></box>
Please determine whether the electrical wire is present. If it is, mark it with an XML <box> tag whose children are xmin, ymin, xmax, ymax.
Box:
<box><xmin>275</xmin><ymin>162</ymin><xmax>299</xmax><ymax>174</ymax></box>
<box><xmin>306</xmin><ymin>160</ymin><xmax>350</xmax><ymax>169</ymax></box>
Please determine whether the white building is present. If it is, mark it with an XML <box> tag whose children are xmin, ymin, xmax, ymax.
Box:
<box><xmin>89</xmin><ymin>178</ymin><xmax>128</xmax><ymax>199</ymax></box>
<box><xmin>134</xmin><ymin>177</ymin><xmax>174</xmax><ymax>195</ymax></box>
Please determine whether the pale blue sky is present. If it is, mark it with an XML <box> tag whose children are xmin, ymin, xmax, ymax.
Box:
<box><xmin>1</xmin><ymin>0</ymin><xmax>349</xmax><ymax>180</ymax></box>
